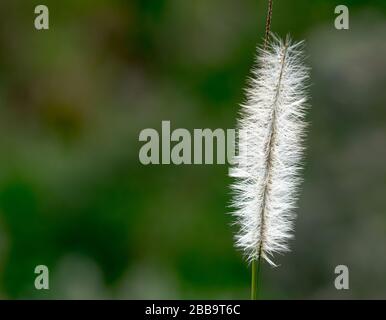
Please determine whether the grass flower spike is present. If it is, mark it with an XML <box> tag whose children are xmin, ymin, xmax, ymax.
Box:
<box><xmin>229</xmin><ymin>36</ymin><xmax>309</xmax><ymax>272</ymax></box>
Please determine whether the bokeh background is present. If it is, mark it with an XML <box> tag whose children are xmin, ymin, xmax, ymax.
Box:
<box><xmin>0</xmin><ymin>0</ymin><xmax>385</xmax><ymax>299</ymax></box>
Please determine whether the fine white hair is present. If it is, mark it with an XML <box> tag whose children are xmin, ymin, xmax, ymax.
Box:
<box><xmin>230</xmin><ymin>35</ymin><xmax>309</xmax><ymax>265</ymax></box>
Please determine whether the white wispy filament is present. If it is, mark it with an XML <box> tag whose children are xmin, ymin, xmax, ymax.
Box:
<box><xmin>230</xmin><ymin>36</ymin><xmax>309</xmax><ymax>266</ymax></box>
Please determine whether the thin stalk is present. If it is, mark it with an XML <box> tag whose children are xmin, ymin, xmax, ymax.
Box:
<box><xmin>251</xmin><ymin>40</ymin><xmax>288</xmax><ymax>303</ymax></box>
<box><xmin>251</xmin><ymin>260</ymin><xmax>256</xmax><ymax>299</ymax></box>
<box><xmin>263</xmin><ymin>0</ymin><xmax>274</xmax><ymax>50</ymax></box>
<box><xmin>250</xmin><ymin>0</ymin><xmax>275</xmax><ymax>301</ymax></box>
<box><xmin>251</xmin><ymin>256</ymin><xmax>262</xmax><ymax>300</ymax></box>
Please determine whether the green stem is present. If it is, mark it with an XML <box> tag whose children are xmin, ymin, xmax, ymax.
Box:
<box><xmin>251</xmin><ymin>256</ymin><xmax>262</xmax><ymax>300</ymax></box>
<box><xmin>251</xmin><ymin>260</ymin><xmax>256</xmax><ymax>300</ymax></box>
<box><xmin>251</xmin><ymin>0</ymin><xmax>272</xmax><ymax>302</ymax></box>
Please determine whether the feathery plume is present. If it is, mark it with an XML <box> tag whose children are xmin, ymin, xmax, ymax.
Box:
<box><xmin>229</xmin><ymin>35</ymin><xmax>309</xmax><ymax>266</ymax></box>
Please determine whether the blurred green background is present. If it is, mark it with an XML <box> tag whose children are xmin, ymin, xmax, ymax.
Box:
<box><xmin>0</xmin><ymin>0</ymin><xmax>385</xmax><ymax>299</ymax></box>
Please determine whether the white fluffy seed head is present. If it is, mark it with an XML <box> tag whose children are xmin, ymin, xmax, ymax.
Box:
<box><xmin>229</xmin><ymin>35</ymin><xmax>309</xmax><ymax>266</ymax></box>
